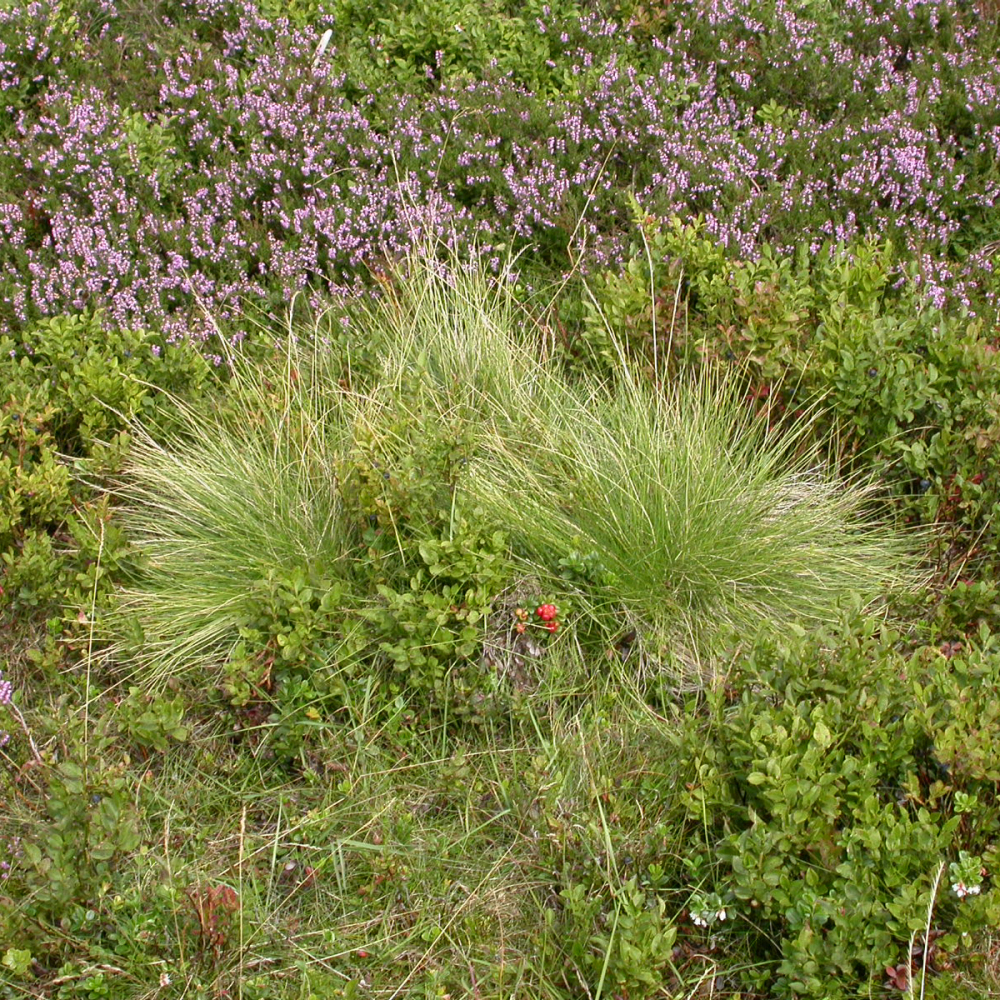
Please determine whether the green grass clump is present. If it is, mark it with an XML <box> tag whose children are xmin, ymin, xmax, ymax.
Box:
<box><xmin>350</xmin><ymin>252</ymin><xmax>919</xmax><ymax>673</ymax></box>
<box><xmin>113</xmin><ymin>346</ymin><xmax>356</xmax><ymax>683</ymax></box>
<box><xmin>349</xmin><ymin>250</ymin><xmax>544</xmax><ymax>436</ymax></box>
<box><xmin>469</xmin><ymin>354</ymin><xmax>921</xmax><ymax>669</ymax></box>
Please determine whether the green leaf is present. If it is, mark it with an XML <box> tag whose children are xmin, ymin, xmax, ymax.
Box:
<box><xmin>2</xmin><ymin>948</ymin><xmax>34</xmax><ymax>977</ymax></box>
<box><xmin>812</xmin><ymin>720</ymin><xmax>833</xmax><ymax>748</ymax></box>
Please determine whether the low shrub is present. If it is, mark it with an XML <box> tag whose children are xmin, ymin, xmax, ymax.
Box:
<box><xmin>658</xmin><ymin>617</ymin><xmax>1000</xmax><ymax>997</ymax></box>
<box><xmin>583</xmin><ymin>220</ymin><xmax>1000</xmax><ymax>569</ymax></box>
<box><xmin>1</xmin><ymin>311</ymin><xmax>210</xmax><ymax>625</ymax></box>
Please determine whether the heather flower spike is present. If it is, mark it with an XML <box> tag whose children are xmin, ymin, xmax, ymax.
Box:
<box><xmin>0</xmin><ymin>668</ymin><xmax>42</xmax><ymax>762</ymax></box>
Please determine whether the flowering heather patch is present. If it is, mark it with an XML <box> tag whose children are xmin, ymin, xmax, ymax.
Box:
<box><xmin>0</xmin><ymin>0</ymin><xmax>998</xmax><ymax>341</ymax></box>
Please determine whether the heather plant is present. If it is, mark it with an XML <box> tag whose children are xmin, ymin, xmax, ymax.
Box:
<box><xmin>0</xmin><ymin>669</ymin><xmax>11</xmax><ymax>751</ymax></box>
<box><xmin>1</xmin><ymin>0</ymin><xmax>999</xmax><ymax>338</ymax></box>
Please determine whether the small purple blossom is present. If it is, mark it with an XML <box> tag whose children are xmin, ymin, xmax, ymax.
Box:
<box><xmin>0</xmin><ymin>669</ymin><xmax>12</xmax><ymax>748</ymax></box>
<box><xmin>0</xmin><ymin>837</ymin><xmax>20</xmax><ymax>880</ymax></box>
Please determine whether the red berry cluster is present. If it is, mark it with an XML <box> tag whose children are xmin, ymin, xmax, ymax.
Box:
<box><xmin>514</xmin><ymin>604</ymin><xmax>561</xmax><ymax>634</ymax></box>
<box><xmin>536</xmin><ymin>604</ymin><xmax>559</xmax><ymax>631</ymax></box>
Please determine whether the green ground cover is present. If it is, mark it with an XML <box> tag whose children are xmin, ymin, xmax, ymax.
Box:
<box><xmin>2</xmin><ymin>1</ymin><xmax>1000</xmax><ymax>997</ymax></box>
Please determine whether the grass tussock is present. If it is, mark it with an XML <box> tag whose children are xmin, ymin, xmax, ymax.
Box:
<box><xmin>353</xmin><ymin>249</ymin><xmax>921</xmax><ymax>665</ymax></box>
<box><xmin>470</xmin><ymin>362</ymin><xmax>921</xmax><ymax>665</ymax></box>
<box><xmin>112</xmin><ymin>345</ymin><xmax>356</xmax><ymax>682</ymax></box>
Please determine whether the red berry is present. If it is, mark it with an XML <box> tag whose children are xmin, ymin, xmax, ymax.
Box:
<box><xmin>536</xmin><ymin>604</ymin><xmax>558</xmax><ymax>621</ymax></box>
<box><xmin>543</xmin><ymin>621</ymin><xmax>559</xmax><ymax>633</ymax></box>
